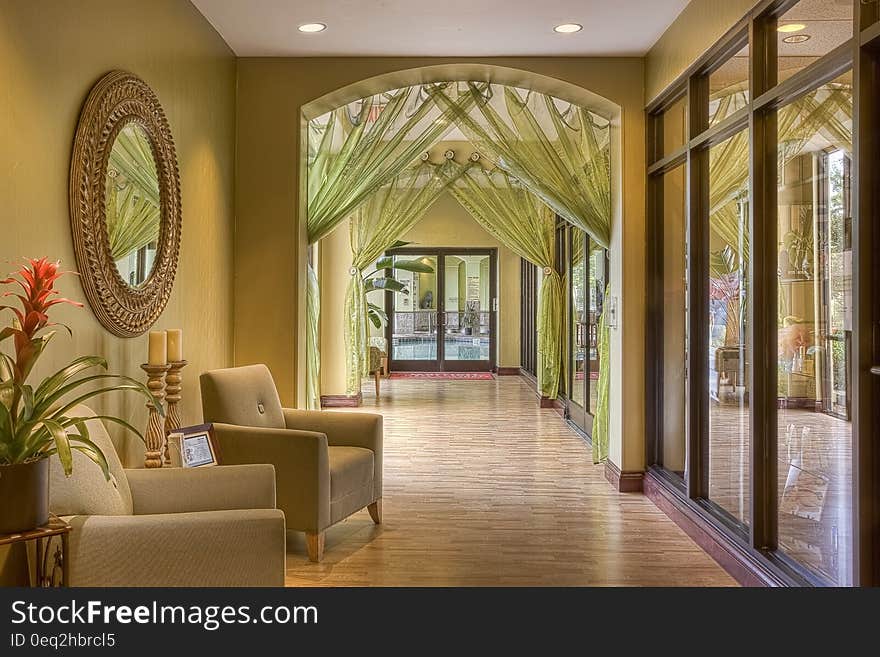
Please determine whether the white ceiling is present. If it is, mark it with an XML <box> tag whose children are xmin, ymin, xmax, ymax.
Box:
<box><xmin>190</xmin><ymin>0</ymin><xmax>691</xmax><ymax>57</ymax></box>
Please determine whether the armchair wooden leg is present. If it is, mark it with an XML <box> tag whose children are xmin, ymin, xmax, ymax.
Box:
<box><xmin>306</xmin><ymin>531</ymin><xmax>324</xmax><ymax>562</ymax></box>
<box><xmin>367</xmin><ymin>499</ymin><xmax>382</xmax><ymax>524</ymax></box>
<box><xmin>374</xmin><ymin>370</ymin><xmax>381</xmax><ymax>398</ymax></box>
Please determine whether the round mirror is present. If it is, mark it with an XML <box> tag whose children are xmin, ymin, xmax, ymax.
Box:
<box><xmin>105</xmin><ymin>122</ymin><xmax>161</xmax><ymax>288</ymax></box>
<box><xmin>70</xmin><ymin>71</ymin><xmax>181</xmax><ymax>337</ymax></box>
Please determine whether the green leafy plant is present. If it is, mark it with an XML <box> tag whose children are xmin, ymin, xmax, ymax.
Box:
<box><xmin>0</xmin><ymin>258</ymin><xmax>157</xmax><ymax>478</ymax></box>
<box><xmin>363</xmin><ymin>245</ymin><xmax>435</xmax><ymax>329</ymax></box>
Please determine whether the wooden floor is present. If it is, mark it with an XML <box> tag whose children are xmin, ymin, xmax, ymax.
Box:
<box><xmin>284</xmin><ymin>376</ymin><xmax>736</xmax><ymax>586</ymax></box>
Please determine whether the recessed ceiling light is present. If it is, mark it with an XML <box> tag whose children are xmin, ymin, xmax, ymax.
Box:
<box><xmin>783</xmin><ymin>34</ymin><xmax>811</xmax><ymax>44</ymax></box>
<box><xmin>777</xmin><ymin>23</ymin><xmax>806</xmax><ymax>33</ymax></box>
<box><xmin>554</xmin><ymin>23</ymin><xmax>583</xmax><ymax>34</ymax></box>
<box><xmin>298</xmin><ymin>22</ymin><xmax>327</xmax><ymax>33</ymax></box>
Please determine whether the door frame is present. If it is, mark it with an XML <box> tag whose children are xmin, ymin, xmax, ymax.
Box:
<box><xmin>385</xmin><ymin>247</ymin><xmax>498</xmax><ymax>372</ymax></box>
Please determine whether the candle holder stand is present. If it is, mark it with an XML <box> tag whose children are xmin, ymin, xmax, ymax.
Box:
<box><xmin>163</xmin><ymin>359</ymin><xmax>188</xmax><ymax>465</ymax></box>
<box><xmin>141</xmin><ymin>363</ymin><xmax>170</xmax><ymax>469</ymax></box>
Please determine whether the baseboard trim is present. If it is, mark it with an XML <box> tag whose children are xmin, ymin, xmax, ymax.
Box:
<box><xmin>643</xmin><ymin>470</ymin><xmax>793</xmax><ymax>587</ymax></box>
<box><xmin>604</xmin><ymin>460</ymin><xmax>644</xmax><ymax>492</ymax></box>
<box><xmin>496</xmin><ymin>367</ymin><xmax>521</xmax><ymax>376</ymax></box>
<box><xmin>320</xmin><ymin>393</ymin><xmax>362</xmax><ymax>408</ymax></box>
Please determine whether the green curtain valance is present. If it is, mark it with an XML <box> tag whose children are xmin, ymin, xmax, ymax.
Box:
<box><xmin>428</xmin><ymin>82</ymin><xmax>612</xmax><ymax>248</ymax></box>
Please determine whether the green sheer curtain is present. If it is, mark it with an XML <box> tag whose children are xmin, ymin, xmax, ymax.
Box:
<box><xmin>306</xmin><ymin>262</ymin><xmax>321</xmax><ymax>409</ymax></box>
<box><xmin>343</xmin><ymin>161</ymin><xmax>467</xmax><ymax>394</ymax></box>
<box><xmin>306</xmin><ymin>85</ymin><xmax>469</xmax><ymax>406</ymax></box>
<box><xmin>447</xmin><ymin>165</ymin><xmax>562</xmax><ymax>398</ymax></box>
<box><xmin>430</xmin><ymin>82</ymin><xmax>612</xmax><ymax>247</ymax></box>
<box><xmin>105</xmin><ymin>125</ymin><xmax>160</xmax><ymax>261</ymax></box>
<box><xmin>592</xmin><ymin>283</ymin><xmax>611</xmax><ymax>464</ymax></box>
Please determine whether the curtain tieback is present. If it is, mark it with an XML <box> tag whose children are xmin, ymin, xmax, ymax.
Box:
<box><xmin>543</xmin><ymin>266</ymin><xmax>553</xmax><ymax>275</ymax></box>
<box><xmin>349</xmin><ymin>267</ymin><xmax>359</xmax><ymax>276</ymax></box>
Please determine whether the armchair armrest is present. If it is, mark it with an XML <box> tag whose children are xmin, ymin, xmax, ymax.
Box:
<box><xmin>283</xmin><ymin>409</ymin><xmax>383</xmax><ymax>501</ymax></box>
<box><xmin>66</xmin><ymin>509</ymin><xmax>285</xmax><ymax>587</ymax></box>
<box><xmin>211</xmin><ymin>422</ymin><xmax>331</xmax><ymax>533</ymax></box>
<box><xmin>283</xmin><ymin>409</ymin><xmax>382</xmax><ymax>452</ymax></box>
<box><xmin>125</xmin><ymin>464</ymin><xmax>277</xmax><ymax>515</ymax></box>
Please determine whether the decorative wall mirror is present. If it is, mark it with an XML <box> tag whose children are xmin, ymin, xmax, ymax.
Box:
<box><xmin>69</xmin><ymin>70</ymin><xmax>181</xmax><ymax>337</ymax></box>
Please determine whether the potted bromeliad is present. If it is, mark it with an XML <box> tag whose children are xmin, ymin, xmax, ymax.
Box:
<box><xmin>0</xmin><ymin>258</ymin><xmax>156</xmax><ymax>533</ymax></box>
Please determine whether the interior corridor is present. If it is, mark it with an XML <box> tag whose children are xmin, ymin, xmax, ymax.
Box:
<box><xmin>284</xmin><ymin>376</ymin><xmax>736</xmax><ymax>586</ymax></box>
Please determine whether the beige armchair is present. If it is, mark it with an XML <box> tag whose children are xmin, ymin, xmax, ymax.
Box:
<box><xmin>49</xmin><ymin>407</ymin><xmax>286</xmax><ymax>587</ymax></box>
<box><xmin>200</xmin><ymin>364</ymin><xmax>383</xmax><ymax>562</ymax></box>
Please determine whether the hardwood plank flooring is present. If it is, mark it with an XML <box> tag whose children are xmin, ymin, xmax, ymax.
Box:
<box><xmin>284</xmin><ymin>376</ymin><xmax>736</xmax><ymax>586</ymax></box>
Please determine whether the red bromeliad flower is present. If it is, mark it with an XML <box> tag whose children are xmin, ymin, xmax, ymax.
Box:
<box><xmin>1</xmin><ymin>258</ymin><xmax>82</xmax><ymax>383</ymax></box>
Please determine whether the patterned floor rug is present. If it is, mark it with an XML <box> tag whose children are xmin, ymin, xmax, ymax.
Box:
<box><xmin>388</xmin><ymin>372</ymin><xmax>495</xmax><ymax>380</ymax></box>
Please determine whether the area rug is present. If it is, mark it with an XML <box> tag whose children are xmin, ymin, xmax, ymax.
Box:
<box><xmin>389</xmin><ymin>372</ymin><xmax>495</xmax><ymax>380</ymax></box>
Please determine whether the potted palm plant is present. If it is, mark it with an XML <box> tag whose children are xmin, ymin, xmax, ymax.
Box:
<box><xmin>363</xmin><ymin>252</ymin><xmax>434</xmax><ymax>329</ymax></box>
<box><xmin>0</xmin><ymin>258</ymin><xmax>156</xmax><ymax>533</ymax></box>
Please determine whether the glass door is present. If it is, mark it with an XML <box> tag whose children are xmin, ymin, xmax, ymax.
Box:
<box><xmin>568</xmin><ymin>227</ymin><xmax>607</xmax><ymax>437</ymax></box>
<box><xmin>387</xmin><ymin>249</ymin><xmax>496</xmax><ymax>372</ymax></box>
<box><xmin>387</xmin><ymin>253</ymin><xmax>440</xmax><ymax>371</ymax></box>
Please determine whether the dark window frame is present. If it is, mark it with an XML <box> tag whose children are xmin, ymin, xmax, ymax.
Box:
<box><xmin>645</xmin><ymin>0</ymin><xmax>878</xmax><ymax>586</ymax></box>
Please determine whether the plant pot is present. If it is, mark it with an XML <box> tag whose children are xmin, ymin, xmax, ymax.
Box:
<box><xmin>0</xmin><ymin>459</ymin><xmax>49</xmax><ymax>534</ymax></box>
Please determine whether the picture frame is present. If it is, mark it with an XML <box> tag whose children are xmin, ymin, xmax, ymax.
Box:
<box><xmin>168</xmin><ymin>423</ymin><xmax>219</xmax><ymax>468</ymax></box>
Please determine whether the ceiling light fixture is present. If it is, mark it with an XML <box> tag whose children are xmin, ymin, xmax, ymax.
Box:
<box><xmin>782</xmin><ymin>34</ymin><xmax>811</xmax><ymax>44</ymax></box>
<box><xmin>298</xmin><ymin>22</ymin><xmax>327</xmax><ymax>33</ymax></box>
<box><xmin>554</xmin><ymin>23</ymin><xmax>583</xmax><ymax>34</ymax></box>
<box><xmin>777</xmin><ymin>23</ymin><xmax>806</xmax><ymax>33</ymax></box>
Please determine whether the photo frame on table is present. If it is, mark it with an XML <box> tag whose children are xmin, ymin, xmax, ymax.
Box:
<box><xmin>168</xmin><ymin>424</ymin><xmax>219</xmax><ymax>468</ymax></box>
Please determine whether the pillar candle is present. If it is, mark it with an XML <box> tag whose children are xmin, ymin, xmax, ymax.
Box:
<box><xmin>148</xmin><ymin>331</ymin><xmax>167</xmax><ymax>366</ymax></box>
<box><xmin>167</xmin><ymin>329</ymin><xmax>183</xmax><ymax>362</ymax></box>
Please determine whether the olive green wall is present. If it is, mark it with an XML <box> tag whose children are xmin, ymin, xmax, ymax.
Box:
<box><xmin>645</xmin><ymin>0</ymin><xmax>760</xmax><ymax>103</ymax></box>
<box><xmin>0</xmin><ymin>0</ymin><xmax>236</xmax><ymax>464</ymax></box>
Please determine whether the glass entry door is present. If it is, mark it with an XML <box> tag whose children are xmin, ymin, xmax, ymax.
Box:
<box><xmin>387</xmin><ymin>248</ymin><xmax>496</xmax><ymax>372</ymax></box>
<box><xmin>567</xmin><ymin>227</ymin><xmax>607</xmax><ymax>436</ymax></box>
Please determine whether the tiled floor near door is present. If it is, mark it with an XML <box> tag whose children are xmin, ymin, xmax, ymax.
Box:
<box><xmin>284</xmin><ymin>376</ymin><xmax>736</xmax><ymax>586</ymax></box>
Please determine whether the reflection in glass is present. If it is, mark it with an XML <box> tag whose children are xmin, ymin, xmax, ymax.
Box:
<box><xmin>707</xmin><ymin>129</ymin><xmax>751</xmax><ymax>524</ymax></box>
<box><xmin>588</xmin><ymin>246</ymin><xmax>606</xmax><ymax>414</ymax></box>
<box><xmin>391</xmin><ymin>255</ymin><xmax>438</xmax><ymax>360</ymax></box>
<box><xmin>106</xmin><ymin>122</ymin><xmax>160</xmax><ymax>287</ymax></box>
<box><xmin>661</xmin><ymin>165</ymin><xmax>688</xmax><ymax>480</ymax></box>
<box><xmin>777</xmin><ymin>0</ymin><xmax>852</xmax><ymax>83</ymax></box>
<box><xmin>776</xmin><ymin>73</ymin><xmax>852</xmax><ymax>585</ymax></box>
<box><xmin>710</xmin><ymin>43</ymin><xmax>749</xmax><ymax>127</ymax></box>
<box><xmin>443</xmin><ymin>255</ymin><xmax>490</xmax><ymax>361</ymax></box>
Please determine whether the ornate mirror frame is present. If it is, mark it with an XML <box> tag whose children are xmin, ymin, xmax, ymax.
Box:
<box><xmin>69</xmin><ymin>70</ymin><xmax>181</xmax><ymax>337</ymax></box>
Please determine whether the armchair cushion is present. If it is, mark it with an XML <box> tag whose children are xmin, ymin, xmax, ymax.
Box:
<box><xmin>125</xmin><ymin>464</ymin><xmax>277</xmax><ymax>515</ymax></box>
<box><xmin>200</xmin><ymin>364</ymin><xmax>285</xmax><ymax>429</ymax></box>
<box><xmin>49</xmin><ymin>405</ymin><xmax>133</xmax><ymax>517</ymax></box>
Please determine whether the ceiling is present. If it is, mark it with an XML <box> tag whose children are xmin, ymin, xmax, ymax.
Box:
<box><xmin>190</xmin><ymin>0</ymin><xmax>691</xmax><ymax>57</ymax></box>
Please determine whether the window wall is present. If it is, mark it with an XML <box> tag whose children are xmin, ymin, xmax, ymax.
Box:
<box><xmin>646</xmin><ymin>0</ymin><xmax>876</xmax><ymax>586</ymax></box>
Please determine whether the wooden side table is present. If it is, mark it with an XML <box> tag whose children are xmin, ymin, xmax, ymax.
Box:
<box><xmin>0</xmin><ymin>514</ymin><xmax>70</xmax><ymax>587</ymax></box>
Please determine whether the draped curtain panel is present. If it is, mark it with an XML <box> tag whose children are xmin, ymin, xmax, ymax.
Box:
<box><xmin>105</xmin><ymin>126</ymin><xmax>160</xmax><ymax>261</ymax></box>
<box><xmin>306</xmin><ymin>85</ymin><xmax>467</xmax><ymax>405</ymax></box>
<box><xmin>448</xmin><ymin>165</ymin><xmax>562</xmax><ymax>399</ymax></box>
<box><xmin>429</xmin><ymin>82</ymin><xmax>612</xmax><ymax>248</ymax></box>
<box><xmin>592</xmin><ymin>283</ymin><xmax>611</xmax><ymax>464</ymax></box>
<box><xmin>343</xmin><ymin>161</ymin><xmax>468</xmax><ymax>394</ymax></box>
